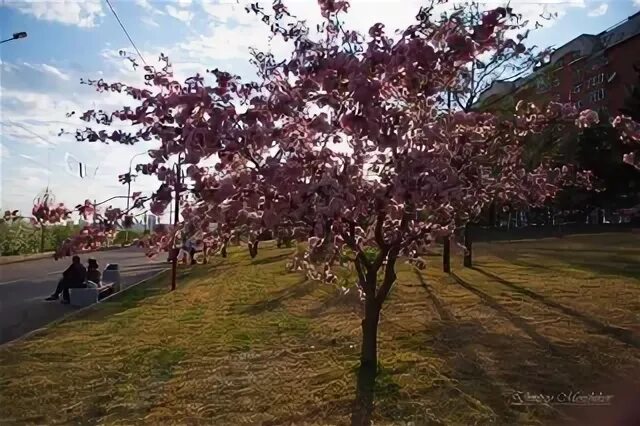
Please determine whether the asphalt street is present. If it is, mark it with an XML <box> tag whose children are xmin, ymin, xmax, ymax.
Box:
<box><xmin>0</xmin><ymin>248</ymin><xmax>168</xmax><ymax>345</ymax></box>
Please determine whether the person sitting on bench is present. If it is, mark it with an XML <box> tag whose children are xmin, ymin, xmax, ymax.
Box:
<box><xmin>45</xmin><ymin>255</ymin><xmax>87</xmax><ymax>304</ymax></box>
<box><xmin>86</xmin><ymin>258</ymin><xmax>101</xmax><ymax>285</ymax></box>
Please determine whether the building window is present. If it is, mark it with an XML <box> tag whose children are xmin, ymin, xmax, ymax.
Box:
<box><xmin>589</xmin><ymin>88</ymin><xmax>605</xmax><ymax>102</ymax></box>
<box><xmin>587</xmin><ymin>73</ymin><xmax>605</xmax><ymax>88</ymax></box>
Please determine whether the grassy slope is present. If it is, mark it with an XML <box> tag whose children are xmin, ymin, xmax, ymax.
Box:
<box><xmin>1</xmin><ymin>234</ymin><xmax>639</xmax><ymax>425</ymax></box>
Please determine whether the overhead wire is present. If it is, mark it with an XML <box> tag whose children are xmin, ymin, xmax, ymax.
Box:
<box><xmin>103</xmin><ymin>0</ymin><xmax>148</xmax><ymax>66</ymax></box>
<box><xmin>2</xmin><ymin>120</ymin><xmax>55</xmax><ymax>186</ymax></box>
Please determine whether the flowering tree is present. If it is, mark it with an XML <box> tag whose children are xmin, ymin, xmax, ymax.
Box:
<box><xmin>15</xmin><ymin>192</ymin><xmax>147</xmax><ymax>259</ymax></box>
<box><xmin>48</xmin><ymin>0</ymin><xmax>640</xmax><ymax>423</ymax></box>
<box><xmin>615</xmin><ymin>115</ymin><xmax>640</xmax><ymax>170</ymax></box>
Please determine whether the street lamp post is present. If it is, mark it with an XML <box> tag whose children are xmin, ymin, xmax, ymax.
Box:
<box><xmin>125</xmin><ymin>151</ymin><xmax>148</xmax><ymax>243</ymax></box>
<box><xmin>1</xmin><ymin>32</ymin><xmax>27</xmax><ymax>44</ymax></box>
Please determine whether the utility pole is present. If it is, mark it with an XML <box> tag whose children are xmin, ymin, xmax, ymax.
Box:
<box><xmin>170</xmin><ymin>157</ymin><xmax>182</xmax><ymax>292</ymax></box>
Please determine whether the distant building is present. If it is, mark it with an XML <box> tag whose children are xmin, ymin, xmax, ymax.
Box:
<box><xmin>474</xmin><ymin>11</ymin><xmax>640</xmax><ymax>116</ymax></box>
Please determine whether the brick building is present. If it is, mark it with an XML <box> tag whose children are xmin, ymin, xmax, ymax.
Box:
<box><xmin>474</xmin><ymin>11</ymin><xmax>640</xmax><ymax>115</ymax></box>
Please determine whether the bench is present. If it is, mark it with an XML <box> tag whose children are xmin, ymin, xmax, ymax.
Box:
<box><xmin>68</xmin><ymin>264</ymin><xmax>122</xmax><ymax>307</ymax></box>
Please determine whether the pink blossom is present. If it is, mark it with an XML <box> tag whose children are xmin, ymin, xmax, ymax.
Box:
<box><xmin>575</xmin><ymin>109</ymin><xmax>599</xmax><ymax>128</ymax></box>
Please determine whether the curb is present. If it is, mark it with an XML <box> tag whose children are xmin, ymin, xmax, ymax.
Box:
<box><xmin>0</xmin><ymin>268</ymin><xmax>169</xmax><ymax>349</ymax></box>
<box><xmin>0</xmin><ymin>246</ymin><xmax>129</xmax><ymax>266</ymax></box>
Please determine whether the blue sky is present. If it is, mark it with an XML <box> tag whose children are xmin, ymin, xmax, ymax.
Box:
<box><xmin>1</xmin><ymin>0</ymin><xmax>639</xmax><ymax>221</ymax></box>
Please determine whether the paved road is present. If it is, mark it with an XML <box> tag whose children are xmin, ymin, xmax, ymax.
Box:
<box><xmin>0</xmin><ymin>248</ymin><xmax>168</xmax><ymax>345</ymax></box>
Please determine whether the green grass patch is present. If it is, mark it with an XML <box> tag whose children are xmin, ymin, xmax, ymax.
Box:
<box><xmin>1</xmin><ymin>233</ymin><xmax>639</xmax><ymax>425</ymax></box>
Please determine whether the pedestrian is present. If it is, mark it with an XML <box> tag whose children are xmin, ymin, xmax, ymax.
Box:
<box><xmin>45</xmin><ymin>255</ymin><xmax>87</xmax><ymax>304</ymax></box>
<box><xmin>86</xmin><ymin>258</ymin><xmax>101</xmax><ymax>285</ymax></box>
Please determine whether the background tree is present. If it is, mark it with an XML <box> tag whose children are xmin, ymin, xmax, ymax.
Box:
<box><xmin>620</xmin><ymin>63</ymin><xmax>640</xmax><ymax>122</ymax></box>
<box><xmin>437</xmin><ymin>2</ymin><xmax>557</xmax><ymax>269</ymax></box>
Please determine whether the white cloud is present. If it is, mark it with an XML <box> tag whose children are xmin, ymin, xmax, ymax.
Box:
<box><xmin>587</xmin><ymin>3</ymin><xmax>608</xmax><ymax>16</ymax></box>
<box><xmin>0</xmin><ymin>143</ymin><xmax>9</xmax><ymax>159</ymax></box>
<box><xmin>510</xmin><ymin>0</ymin><xmax>586</xmax><ymax>29</ymax></box>
<box><xmin>166</xmin><ymin>5</ymin><xmax>193</xmax><ymax>23</ymax></box>
<box><xmin>141</xmin><ymin>16</ymin><xmax>160</xmax><ymax>27</ymax></box>
<box><xmin>635</xmin><ymin>0</ymin><xmax>640</xmax><ymax>6</ymax></box>
<box><xmin>199</xmin><ymin>0</ymin><xmax>255</xmax><ymax>25</ymax></box>
<box><xmin>134</xmin><ymin>0</ymin><xmax>153</xmax><ymax>10</ymax></box>
<box><xmin>21</xmin><ymin>62</ymin><xmax>69</xmax><ymax>80</ymax></box>
<box><xmin>41</xmin><ymin>64</ymin><xmax>71</xmax><ymax>81</ymax></box>
<box><xmin>135</xmin><ymin>0</ymin><xmax>165</xmax><ymax>15</ymax></box>
<box><xmin>4</xmin><ymin>0</ymin><xmax>104</xmax><ymax>28</ymax></box>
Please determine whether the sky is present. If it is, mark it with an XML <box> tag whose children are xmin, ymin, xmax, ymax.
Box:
<box><xmin>1</xmin><ymin>0</ymin><xmax>639</xmax><ymax>223</ymax></box>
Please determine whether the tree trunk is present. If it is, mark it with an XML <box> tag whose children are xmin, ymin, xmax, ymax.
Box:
<box><xmin>221</xmin><ymin>239</ymin><xmax>228</xmax><ymax>258</ymax></box>
<box><xmin>352</xmin><ymin>296</ymin><xmax>380</xmax><ymax>426</ymax></box>
<box><xmin>40</xmin><ymin>227</ymin><xmax>46</xmax><ymax>253</ymax></box>
<box><xmin>463</xmin><ymin>224</ymin><xmax>472</xmax><ymax>268</ymax></box>
<box><xmin>442</xmin><ymin>237</ymin><xmax>450</xmax><ymax>273</ymax></box>
<box><xmin>249</xmin><ymin>241</ymin><xmax>259</xmax><ymax>258</ymax></box>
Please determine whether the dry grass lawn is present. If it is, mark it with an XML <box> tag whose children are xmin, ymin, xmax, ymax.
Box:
<box><xmin>1</xmin><ymin>233</ymin><xmax>639</xmax><ymax>425</ymax></box>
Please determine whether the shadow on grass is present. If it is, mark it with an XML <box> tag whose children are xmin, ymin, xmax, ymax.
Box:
<box><xmin>548</xmin><ymin>254</ymin><xmax>640</xmax><ymax>280</ymax></box>
<box><xmin>410</xmin><ymin>316</ymin><xmax>639</xmax><ymax>425</ymax></box>
<box><xmin>488</xmin><ymin>247</ymin><xmax>640</xmax><ymax>280</ymax></box>
<box><xmin>250</xmin><ymin>251</ymin><xmax>294</xmax><ymax>266</ymax></box>
<box><xmin>70</xmin><ymin>273</ymin><xmax>170</xmax><ymax>322</ymax></box>
<box><xmin>414</xmin><ymin>270</ymin><xmax>453</xmax><ymax>322</ymax></box>
<box><xmin>472</xmin><ymin>267</ymin><xmax>640</xmax><ymax>349</ymax></box>
<box><xmin>531</xmin><ymin>247</ymin><xmax>640</xmax><ymax>255</ymax></box>
<box><xmin>424</xmin><ymin>321</ymin><xmax>536</xmax><ymax>424</ymax></box>
<box><xmin>240</xmin><ymin>278</ymin><xmax>314</xmax><ymax>315</ymax></box>
<box><xmin>450</xmin><ymin>273</ymin><xmax>561</xmax><ymax>355</ymax></box>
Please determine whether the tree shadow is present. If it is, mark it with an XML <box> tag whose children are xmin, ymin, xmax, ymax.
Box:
<box><xmin>472</xmin><ymin>267</ymin><xmax>640</xmax><ymax>349</ymax></box>
<box><xmin>450</xmin><ymin>273</ymin><xmax>561</xmax><ymax>355</ymax></box>
<box><xmin>397</xmin><ymin>317</ymin><xmax>632</xmax><ymax>425</ymax></box>
<box><xmin>239</xmin><ymin>278</ymin><xmax>314</xmax><ymax>315</ymax></box>
<box><xmin>307</xmin><ymin>289</ymin><xmax>361</xmax><ymax>317</ymax></box>
<box><xmin>425</xmin><ymin>321</ymin><xmax>542</xmax><ymax>423</ymax></box>
<box><xmin>250</xmin><ymin>252</ymin><xmax>294</xmax><ymax>266</ymax></box>
<box><xmin>414</xmin><ymin>270</ymin><xmax>453</xmax><ymax>321</ymax></box>
<box><xmin>60</xmin><ymin>273</ymin><xmax>170</xmax><ymax>323</ymax></box>
<box><xmin>487</xmin><ymin>249</ymin><xmax>640</xmax><ymax>281</ymax></box>
<box><xmin>389</xmin><ymin>270</ymin><xmax>634</xmax><ymax>424</ymax></box>
<box><xmin>547</xmin><ymin>253</ymin><xmax>640</xmax><ymax>280</ymax></box>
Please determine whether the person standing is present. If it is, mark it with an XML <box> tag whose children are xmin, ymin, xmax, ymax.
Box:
<box><xmin>45</xmin><ymin>255</ymin><xmax>87</xmax><ymax>304</ymax></box>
